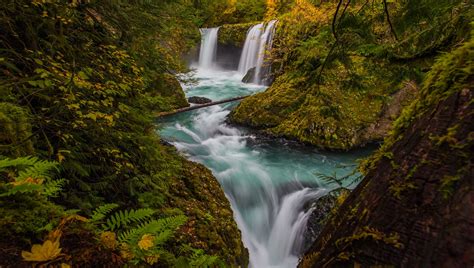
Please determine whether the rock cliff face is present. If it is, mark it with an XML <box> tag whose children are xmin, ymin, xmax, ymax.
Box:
<box><xmin>299</xmin><ymin>37</ymin><xmax>473</xmax><ymax>267</ymax></box>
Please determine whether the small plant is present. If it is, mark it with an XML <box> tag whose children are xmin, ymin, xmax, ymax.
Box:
<box><xmin>315</xmin><ymin>164</ymin><xmax>362</xmax><ymax>189</ymax></box>
<box><xmin>0</xmin><ymin>156</ymin><xmax>65</xmax><ymax>197</ymax></box>
<box><xmin>89</xmin><ymin>204</ymin><xmax>189</xmax><ymax>265</ymax></box>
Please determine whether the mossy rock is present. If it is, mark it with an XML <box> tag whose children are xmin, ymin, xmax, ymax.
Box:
<box><xmin>150</xmin><ymin>73</ymin><xmax>189</xmax><ymax>112</ymax></box>
<box><xmin>219</xmin><ymin>22</ymin><xmax>256</xmax><ymax>47</ymax></box>
<box><xmin>231</xmin><ymin>56</ymin><xmax>419</xmax><ymax>150</ymax></box>
<box><xmin>158</xmin><ymin>145</ymin><xmax>249</xmax><ymax>266</ymax></box>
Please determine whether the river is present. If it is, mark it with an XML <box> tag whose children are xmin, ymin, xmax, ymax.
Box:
<box><xmin>158</xmin><ymin>67</ymin><xmax>372</xmax><ymax>267</ymax></box>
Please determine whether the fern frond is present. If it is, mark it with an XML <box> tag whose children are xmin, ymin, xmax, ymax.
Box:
<box><xmin>188</xmin><ymin>248</ymin><xmax>223</xmax><ymax>268</ymax></box>
<box><xmin>104</xmin><ymin>208</ymin><xmax>155</xmax><ymax>231</ymax></box>
<box><xmin>17</xmin><ymin>160</ymin><xmax>58</xmax><ymax>181</ymax></box>
<box><xmin>0</xmin><ymin>156</ymin><xmax>39</xmax><ymax>172</ymax></box>
<box><xmin>43</xmin><ymin>178</ymin><xmax>65</xmax><ymax>197</ymax></box>
<box><xmin>0</xmin><ymin>183</ymin><xmax>42</xmax><ymax>197</ymax></box>
<box><xmin>90</xmin><ymin>203</ymin><xmax>119</xmax><ymax>222</ymax></box>
<box><xmin>118</xmin><ymin>215</ymin><xmax>187</xmax><ymax>243</ymax></box>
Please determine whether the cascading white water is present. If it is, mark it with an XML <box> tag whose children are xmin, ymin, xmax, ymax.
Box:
<box><xmin>238</xmin><ymin>23</ymin><xmax>264</xmax><ymax>74</ymax></box>
<box><xmin>238</xmin><ymin>20</ymin><xmax>277</xmax><ymax>85</ymax></box>
<box><xmin>160</xmin><ymin>65</ymin><xmax>370</xmax><ymax>267</ymax></box>
<box><xmin>168</xmin><ymin>105</ymin><xmax>325</xmax><ymax>267</ymax></box>
<box><xmin>254</xmin><ymin>20</ymin><xmax>277</xmax><ymax>84</ymax></box>
<box><xmin>199</xmin><ymin>27</ymin><xmax>219</xmax><ymax>69</ymax></box>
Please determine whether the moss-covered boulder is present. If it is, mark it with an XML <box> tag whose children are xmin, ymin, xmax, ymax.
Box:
<box><xmin>231</xmin><ymin>57</ymin><xmax>420</xmax><ymax>150</ymax></box>
<box><xmin>158</xmin><ymin>145</ymin><xmax>249</xmax><ymax>266</ymax></box>
<box><xmin>150</xmin><ymin>73</ymin><xmax>189</xmax><ymax>112</ymax></box>
<box><xmin>299</xmin><ymin>33</ymin><xmax>474</xmax><ymax>268</ymax></box>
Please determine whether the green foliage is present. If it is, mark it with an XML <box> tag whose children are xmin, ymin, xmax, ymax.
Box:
<box><xmin>118</xmin><ymin>215</ymin><xmax>188</xmax><ymax>244</ymax></box>
<box><xmin>88</xmin><ymin>204</ymin><xmax>196</xmax><ymax>266</ymax></box>
<box><xmin>0</xmin><ymin>0</ymin><xmax>247</xmax><ymax>266</ymax></box>
<box><xmin>232</xmin><ymin>0</ymin><xmax>471</xmax><ymax>150</ymax></box>
<box><xmin>0</xmin><ymin>157</ymin><xmax>64</xmax><ymax>198</ymax></box>
<box><xmin>90</xmin><ymin>203</ymin><xmax>120</xmax><ymax>222</ymax></box>
<box><xmin>0</xmin><ymin>157</ymin><xmax>65</xmax><ymax>257</ymax></box>
<box><xmin>315</xmin><ymin>166</ymin><xmax>361</xmax><ymax>189</ymax></box>
<box><xmin>104</xmin><ymin>208</ymin><xmax>155</xmax><ymax>231</ymax></box>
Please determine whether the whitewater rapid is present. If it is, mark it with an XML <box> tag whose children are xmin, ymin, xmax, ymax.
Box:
<box><xmin>159</xmin><ymin>69</ymin><xmax>368</xmax><ymax>267</ymax></box>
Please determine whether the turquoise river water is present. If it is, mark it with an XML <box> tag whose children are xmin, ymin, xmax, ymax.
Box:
<box><xmin>158</xmin><ymin>68</ymin><xmax>372</xmax><ymax>268</ymax></box>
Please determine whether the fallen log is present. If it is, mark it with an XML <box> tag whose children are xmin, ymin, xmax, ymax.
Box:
<box><xmin>156</xmin><ymin>95</ymin><xmax>250</xmax><ymax>117</ymax></box>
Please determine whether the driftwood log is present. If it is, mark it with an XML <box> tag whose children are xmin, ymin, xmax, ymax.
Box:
<box><xmin>156</xmin><ymin>95</ymin><xmax>249</xmax><ymax>117</ymax></box>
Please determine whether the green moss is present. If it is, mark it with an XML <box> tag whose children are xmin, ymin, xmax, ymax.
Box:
<box><xmin>149</xmin><ymin>73</ymin><xmax>189</xmax><ymax>112</ymax></box>
<box><xmin>231</xmin><ymin>1</ymin><xmax>469</xmax><ymax>150</ymax></box>
<box><xmin>143</xmin><ymin>145</ymin><xmax>249</xmax><ymax>266</ymax></box>
<box><xmin>218</xmin><ymin>22</ymin><xmax>256</xmax><ymax>47</ymax></box>
<box><xmin>232</xmin><ymin>54</ymin><xmax>414</xmax><ymax>150</ymax></box>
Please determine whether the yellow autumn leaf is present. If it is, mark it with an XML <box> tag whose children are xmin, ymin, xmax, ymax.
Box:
<box><xmin>100</xmin><ymin>231</ymin><xmax>117</xmax><ymax>249</ymax></box>
<box><xmin>22</xmin><ymin>240</ymin><xmax>62</xmax><ymax>262</ymax></box>
<box><xmin>138</xmin><ymin>234</ymin><xmax>154</xmax><ymax>250</ymax></box>
<box><xmin>11</xmin><ymin>177</ymin><xmax>44</xmax><ymax>186</ymax></box>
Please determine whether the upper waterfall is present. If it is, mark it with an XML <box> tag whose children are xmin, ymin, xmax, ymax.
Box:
<box><xmin>238</xmin><ymin>20</ymin><xmax>277</xmax><ymax>85</ymax></box>
<box><xmin>238</xmin><ymin>23</ymin><xmax>264</xmax><ymax>75</ymax></box>
<box><xmin>254</xmin><ymin>20</ymin><xmax>277</xmax><ymax>85</ymax></box>
<box><xmin>199</xmin><ymin>27</ymin><xmax>219</xmax><ymax>69</ymax></box>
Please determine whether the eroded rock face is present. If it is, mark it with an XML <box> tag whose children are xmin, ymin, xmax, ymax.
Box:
<box><xmin>299</xmin><ymin>38</ymin><xmax>473</xmax><ymax>268</ymax></box>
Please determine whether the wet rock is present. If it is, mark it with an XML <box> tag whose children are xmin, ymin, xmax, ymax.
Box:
<box><xmin>242</xmin><ymin>67</ymin><xmax>256</xmax><ymax>83</ymax></box>
<box><xmin>302</xmin><ymin>188</ymin><xmax>350</xmax><ymax>253</ymax></box>
<box><xmin>188</xmin><ymin>96</ymin><xmax>212</xmax><ymax>104</ymax></box>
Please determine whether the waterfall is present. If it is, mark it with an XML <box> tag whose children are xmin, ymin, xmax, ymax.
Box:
<box><xmin>238</xmin><ymin>20</ymin><xmax>277</xmax><ymax>85</ymax></box>
<box><xmin>199</xmin><ymin>27</ymin><xmax>219</xmax><ymax>69</ymax></box>
<box><xmin>254</xmin><ymin>20</ymin><xmax>277</xmax><ymax>85</ymax></box>
<box><xmin>165</xmin><ymin>103</ymin><xmax>326</xmax><ymax>268</ymax></box>
<box><xmin>160</xmin><ymin>70</ymin><xmax>369</xmax><ymax>267</ymax></box>
<box><xmin>238</xmin><ymin>23</ymin><xmax>264</xmax><ymax>75</ymax></box>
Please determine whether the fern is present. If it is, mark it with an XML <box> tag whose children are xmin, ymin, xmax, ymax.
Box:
<box><xmin>17</xmin><ymin>160</ymin><xmax>58</xmax><ymax>181</ymax></box>
<box><xmin>188</xmin><ymin>249</ymin><xmax>224</xmax><ymax>268</ymax></box>
<box><xmin>0</xmin><ymin>157</ymin><xmax>63</xmax><ymax>197</ymax></box>
<box><xmin>118</xmin><ymin>215</ymin><xmax>187</xmax><ymax>243</ymax></box>
<box><xmin>0</xmin><ymin>156</ymin><xmax>35</xmax><ymax>171</ymax></box>
<box><xmin>0</xmin><ymin>183</ymin><xmax>42</xmax><ymax>197</ymax></box>
<box><xmin>103</xmin><ymin>208</ymin><xmax>155</xmax><ymax>231</ymax></box>
<box><xmin>90</xmin><ymin>203</ymin><xmax>119</xmax><ymax>222</ymax></box>
<box><xmin>43</xmin><ymin>178</ymin><xmax>66</xmax><ymax>197</ymax></box>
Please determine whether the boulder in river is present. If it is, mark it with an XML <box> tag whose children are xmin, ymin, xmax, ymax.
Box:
<box><xmin>242</xmin><ymin>67</ymin><xmax>256</xmax><ymax>83</ymax></box>
<box><xmin>188</xmin><ymin>96</ymin><xmax>212</xmax><ymax>104</ymax></box>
